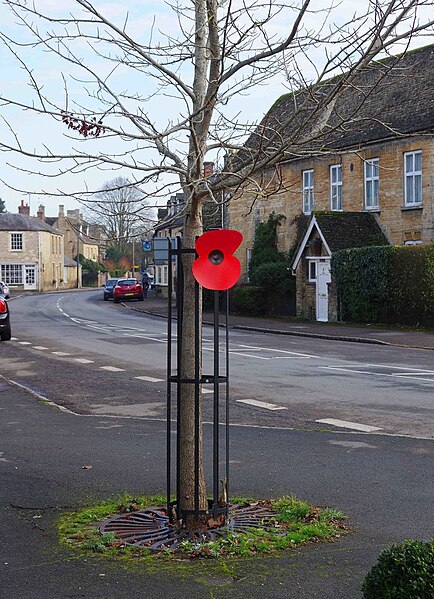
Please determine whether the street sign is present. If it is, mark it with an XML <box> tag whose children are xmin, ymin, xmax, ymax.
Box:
<box><xmin>154</xmin><ymin>237</ymin><xmax>178</xmax><ymax>264</ymax></box>
<box><xmin>142</xmin><ymin>240</ymin><xmax>152</xmax><ymax>252</ymax></box>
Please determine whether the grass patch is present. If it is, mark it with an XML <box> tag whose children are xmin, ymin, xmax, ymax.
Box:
<box><xmin>57</xmin><ymin>493</ymin><xmax>350</xmax><ymax>561</ymax></box>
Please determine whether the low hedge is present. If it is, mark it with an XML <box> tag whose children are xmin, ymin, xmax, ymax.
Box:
<box><xmin>332</xmin><ymin>244</ymin><xmax>434</xmax><ymax>327</ymax></box>
<box><xmin>362</xmin><ymin>539</ymin><xmax>434</xmax><ymax>598</ymax></box>
<box><xmin>232</xmin><ymin>286</ymin><xmax>268</xmax><ymax>316</ymax></box>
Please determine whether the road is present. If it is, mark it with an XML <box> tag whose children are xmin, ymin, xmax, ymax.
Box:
<box><xmin>1</xmin><ymin>289</ymin><xmax>434</xmax><ymax>438</ymax></box>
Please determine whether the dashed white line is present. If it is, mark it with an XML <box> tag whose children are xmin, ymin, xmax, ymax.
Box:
<box><xmin>229</xmin><ymin>352</ymin><xmax>270</xmax><ymax>360</ymax></box>
<box><xmin>316</xmin><ymin>418</ymin><xmax>382</xmax><ymax>433</ymax></box>
<box><xmin>52</xmin><ymin>351</ymin><xmax>71</xmax><ymax>356</ymax></box>
<box><xmin>135</xmin><ymin>375</ymin><xmax>164</xmax><ymax>383</ymax></box>
<box><xmin>237</xmin><ymin>399</ymin><xmax>287</xmax><ymax>411</ymax></box>
<box><xmin>100</xmin><ymin>366</ymin><xmax>125</xmax><ymax>372</ymax></box>
<box><xmin>33</xmin><ymin>346</ymin><xmax>49</xmax><ymax>350</ymax></box>
<box><xmin>17</xmin><ymin>341</ymin><xmax>31</xmax><ymax>345</ymax></box>
<box><xmin>74</xmin><ymin>358</ymin><xmax>94</xmax><ymax>364</ymax></box>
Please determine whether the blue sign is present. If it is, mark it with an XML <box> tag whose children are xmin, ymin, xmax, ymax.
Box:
<box><xmin>142</xmin><ymin>240</ymin><xmax>152</xmax><ymax>252</ymax></box>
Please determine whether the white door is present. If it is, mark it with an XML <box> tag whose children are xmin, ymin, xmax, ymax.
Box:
<box><xmin>24</xmin><ymin>264</ymin><xmax>37</xmax><ymax>290</ymax></box>
<box><xmin>316</xmin><ymin>260</ymin><xmax>331</xmax><ymax>322</ymax></box>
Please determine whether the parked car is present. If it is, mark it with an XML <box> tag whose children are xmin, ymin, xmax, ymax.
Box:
<box><xmin>103</xmin><ymin>278</ymin><xmax>119</xmax><ymax>301</ymax></box>
<box><xmin>0</xmin><ymin>281</ymin><xmax>10</xmax><ymax>299</ymax></box>
<box><xmin>0</xmin><ymin>298</ymin><xmax>11</xmax><ymax>341</ymax></box>
<box><xmin>113</xmin><ymin>278</ymin><xmax>144</xmax><ymax>303</ymax></box>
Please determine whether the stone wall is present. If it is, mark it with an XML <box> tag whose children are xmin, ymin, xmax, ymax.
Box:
<box><xmin>229</xmin><ymin>136</ymin><xmax>434</xmax><ymax>280</ymax></box>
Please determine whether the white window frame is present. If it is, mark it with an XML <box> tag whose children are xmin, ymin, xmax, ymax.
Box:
<box><xmin>302</xmin><ymin>169</ymin><xmax>314</xmax><ymax>214</ymax></box>
<box><xmin>330</xmin><ymin>164</ymin><xmax>342</xmax><ymax>211</ymax></box>
<box><xmin>307</xmin><ymin>258</ymin><xmax>317</xmax><ymax>282</ymax></box>
<box><xmin>404</xmin><ymin>150</ymin><xmax>422</xmax><ymax>207</ymax></box>
<box><xmin>10</xmin><ymin>232</ymin><xmax>23</xmax><ymax>251</ymax></box>
<box><xmin>155</xmin><ymin>264</ymin><xmax>168</xmax><ymax>286</ymax></box>
<box><xmin>364</xmin><ymin>158</ymin><xmax>379</xmax><ymax>210</ymax></box>
<box><xmin>1</xmin><ymin>264</ymin><xmax>23</xmax><ymax>284</ymax></box>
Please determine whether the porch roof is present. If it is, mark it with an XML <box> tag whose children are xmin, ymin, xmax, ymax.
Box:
<box><xmin>292</xmin><ymin>211</ymin><xmax>389</xmax><ymax>271</ymax></box>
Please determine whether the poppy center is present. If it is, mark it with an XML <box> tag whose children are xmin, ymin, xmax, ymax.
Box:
<box><xmin>208</xmin><ymin>249</ymin><xmax>224</xmax><ymax>265</ymax></box>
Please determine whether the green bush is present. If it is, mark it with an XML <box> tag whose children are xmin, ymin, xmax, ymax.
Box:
<box><xmin>362</xmin><ymin>539</ymin><xmax>434</xmax><ymax>599</ymax></box>
<box><xmin>332</xmin><ymin>244</ymin><xmax>434</xmax><ymax>327</ymax></box>
<box><xmin>248</xmin><ymin>212</ymin><xmax>286</xmax><ymax>280</ymax></box>
<box><xmin>232</xmin><ymin>286</ymin><xmax>267</xmax><ymax>316</ymax></box>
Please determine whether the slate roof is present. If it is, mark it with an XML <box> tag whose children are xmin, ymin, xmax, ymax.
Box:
<box><xmin>313</xmin><ymin>212</ymin><xmax>389</xmax><ymax>252</ymax></box>
<box><xmin>239</xmin><ymin>44</ymin><xmax>434</xmax><ymax>163</ymax></box>
<box><xmin>0</xmin><ymin>213</ymin><xmax>62</xmax><ymax>234</ymax></box>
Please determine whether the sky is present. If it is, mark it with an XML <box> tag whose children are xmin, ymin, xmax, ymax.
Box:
<box><xmin>1</xmin><ymin>0</ymin><xmax>433</xmax><ymax>218</ymax></box>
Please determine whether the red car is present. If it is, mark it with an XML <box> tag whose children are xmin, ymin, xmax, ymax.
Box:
<box><xmin>113</xmin><ymin>278</ymin><xmax>144</xmax><ymax>303</ymax></box>
<box><xmin>0</xmin><ymin>298</ymin><xmax>11</xmax><ymax>341</ymax></box>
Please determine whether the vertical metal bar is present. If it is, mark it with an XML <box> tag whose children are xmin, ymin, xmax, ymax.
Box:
<box><xmin>167</xmin><ymin>239</ymin><xmax>172</xmax><ymax>519</ymax></box>
<box><xmin>213</xmin><ymin>290</ymin><xmax>219</xmax><ymax>518</ymax></box>
<box><xmin>225</xmin><ymin>290</ymin><xmax>230</xmax><ymax>518</ymax></box>
<box><xmin>194</xmin><ymin>279</ymin><xmax>200</xmax><ymax>519</ymax></box>
<box><xmin>176</xmin><ymin>238</ymin><xmax>183</xmax><ymax>520</ymax></box>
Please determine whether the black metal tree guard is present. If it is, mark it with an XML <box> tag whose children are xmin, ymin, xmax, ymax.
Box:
<box><xmin>99</xmin><ymin>231</ymin><xmax>281</xmax><ymax>548</ymax></box>
<box><xmin>166</xmin><ymin>236</ymin><xmax>230</xmax><ymax>524</ymax></box>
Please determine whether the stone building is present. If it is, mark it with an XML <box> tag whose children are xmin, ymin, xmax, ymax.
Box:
<box><xmin>228</xmin><ymin>44</ymin><xmax>434</xmax><ymax>320</ymax></box>
<box><xmin>0</xmin><ymin>202</ymin><xmax>65</xmax><ymax>291</ymax></box>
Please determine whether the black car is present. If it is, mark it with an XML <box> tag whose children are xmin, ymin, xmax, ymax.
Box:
<box><xmin>103</xmin><ymin>278</ymin><xmax>119</xmax><ymax>301</ymax></box>
<box><xmin>0</xmin><ymin>298</ymin><xmax>11</xmax><ymax>341</ymax></box>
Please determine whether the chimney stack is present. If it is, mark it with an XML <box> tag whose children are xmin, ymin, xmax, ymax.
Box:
<box><xmin>37</xmin><ymin>204</ymin><xmax>45</xmax><ymax>221</ymax></box>
<box><xmin>18</xmin><ymin>200</ymin><xmax>30</xmax><ymax>216</ymax></box>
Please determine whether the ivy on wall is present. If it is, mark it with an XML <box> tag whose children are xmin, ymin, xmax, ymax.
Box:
<box><xmin>332</xmin><ymin>244</ymin><xmax>434</xmax><ymax>327</ymax></box>
<box><xmin>233</xmin><ymin>212</ymin><xmax>296</xmax><ymax>316</ymax></box>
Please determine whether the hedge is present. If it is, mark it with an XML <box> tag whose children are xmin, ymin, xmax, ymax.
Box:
<box><xmin>332</xmin><ymin>244</ymin><xmax>434</xmax><ymax>327</ymax></box>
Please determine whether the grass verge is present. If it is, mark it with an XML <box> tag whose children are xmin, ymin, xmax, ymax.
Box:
<box><xmin>57</xmin><ymin>493</ymin><xmax>350</xmax><ymax>560</ymax></box>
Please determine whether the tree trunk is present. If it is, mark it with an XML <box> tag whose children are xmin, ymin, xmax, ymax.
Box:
<box><xmin>178</xmin><ymin>201</ymin><xmax>208</xmax><ymax>528</ymax></box>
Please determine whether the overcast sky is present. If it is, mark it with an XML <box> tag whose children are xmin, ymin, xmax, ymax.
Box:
<box><xmin>1</xmin><ymin>0</ymin><xmax>433</xmax><ymax>217</ymax></box>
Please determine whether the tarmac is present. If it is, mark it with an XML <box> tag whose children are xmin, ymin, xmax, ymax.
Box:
<box><xmin>1</xmin><ymin>290</ymin><xmax>433</xmax><ymax>598</ymax></box>
<box><xmin>133</xmin><ymin>292</ymin><xmax>434</xmax><ymax>351</ymax></box>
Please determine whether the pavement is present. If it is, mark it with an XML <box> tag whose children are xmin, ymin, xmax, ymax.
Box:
<box><xmin>1</xmin><ymin>377</ymin><xmax>433</xmax><ymax>599</ymax></box>
<box><xmin>133</xmin><ymin>292</ymin><xmax>434</xmax><ymax>350</ymax></box>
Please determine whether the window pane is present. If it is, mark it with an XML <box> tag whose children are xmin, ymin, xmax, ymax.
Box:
<box><xmin>365</xmin><ymin>162</ymin><xmax>372</xmax><ymax>178</ymax></box>
<box><xmin>406</xmin><ymin>177</ymin><xmax>413</xmax><ymax>204</ymax></box>
<box><xmin>373</xmin><ymin>179</ymin><xmax>379</xmax><ymax>207</ymax></box>
<box><xmin>415</xmin><ymin>152</ymin><xmax>422</xmax><ymax>172</ymax></box>
<box><xmin>366</xmin><ymin>181</ymin><xmax>372</xmax><ymax>207</ymax></box>
<box><xmin>331</xmin><ymin>167</ymin><xmax>336</xmax><ymax>183</ymax></box>
<box><xmin>405</xmin><ymin>154</ymin><xmax>413</xmax><ymax>173</ymax></box>
<box><xmin>336</xmin><ymin>166</ymin><xmax>342</xmax><ymax>182</ymax></box>
<box><xmin>373</xmin><ymin>160</ymin><xmax>379</xmax><ymax>177</ymax></box>
<box><xmin>415</xmin><ymin>175</ymin><xmax>422</xmax><ymax>203</ymax></box>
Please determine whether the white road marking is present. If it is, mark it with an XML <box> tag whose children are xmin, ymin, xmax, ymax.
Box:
<box><xmin>237</xmin><ymin>344</ymin><xmax>318</xmax><ymax>358</ymax></box>
<box><xmin>320</xmin><ymin>366</ymin><xmax>434</xmax><ymax>382</ymax></box>
<box><xmin>229</xmin><ymin>351</ymin><xmax>270</xmax><ymax>360</ymax></box>
<box><xmin>33</xmin><ymin>346</ymin><xmax>49</xmax><ymax>350</ymax></box>
<box><xmin>74</xmin><ymin>358</ymin><xmax>94</xmax><ymax>364</ymax></box>
<box><xmin>135</xmin><ymin>375</ymin><xmax>164</xmax><ymax>383</ymax></box>
<box><xmin>11</xmin><ymin>337</ymin><xmax>18</xmax><ymax>341</ymax></box>
<box><xmin>237</xmin><ymin>399</ymin><xmax>287</xmax><ymax>411</ymax></box>
<box><xmin>100</xmin><ymin>366</ymin><xmax>125</xmax><ymax>372</ymax></box>
<box><xmin>202</xmin><ymin>388</ymin><xmax>214</xmax><ymax>394</ymax></box>
<box><xmin>316</xmin><ymin>418</ymin><xmax>382</xmax><ymax>433</ymax></box>
<box><xmin>17</xmin><ymin>341</ymin><xmax>31</xmax><ymax>345</ymax></box>
<box><xmin>52</xmin><ymin>351</ymin><xmax>71</xmax><ymax>356</ymax></box>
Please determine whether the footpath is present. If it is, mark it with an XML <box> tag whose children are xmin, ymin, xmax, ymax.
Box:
<box><xmin>133</xmin><ymin>293</ymin><xmax>434</xmax><ymax>350</ymax></box>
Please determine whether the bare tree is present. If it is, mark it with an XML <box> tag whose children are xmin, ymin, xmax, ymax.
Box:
<box><xmin>88</xmin><ymin>176</ymin><xmax>154</xmax><ymax>255</ymax></box>
<box><xmin>0</xmin><ymin>0</ymin><xmax>433</xmax><ymax>527</ymax></box>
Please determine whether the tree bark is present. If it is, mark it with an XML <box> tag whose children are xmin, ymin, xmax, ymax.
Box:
<box><xmin>178</xmin><ymin>196</ymin><xmax>208</xmax><ymax>527</ymax></box>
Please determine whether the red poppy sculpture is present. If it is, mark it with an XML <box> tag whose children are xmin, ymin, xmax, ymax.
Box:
<box><xmin>192</xmin><ymin>229</ymin><xmax>243</xmax><ymax>290</ymax></box>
